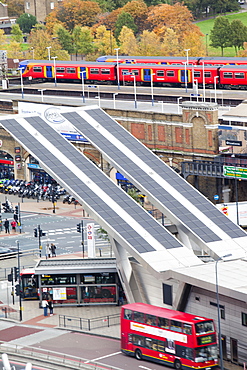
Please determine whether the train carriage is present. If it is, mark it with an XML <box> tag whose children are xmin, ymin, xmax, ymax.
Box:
<box><xmin>118</xmin><ymin>64</ymin><xmax>219</xmax><ymax>88</ymax></box>
<box><xmin>19</xmin><ymin>60</ymin><xmax>117</xmax><ymax>83</ymax></box>
<box><xmin>97</xmin><ymin>55</ymin><xmax>198</xmax><ymax>65</ymax></box>
<box><xmin>218</xmin><ymin>65</ymin><xmax>247</xmax><ymax>89</ymax></box>
<box><xmin>198</xmin><ymin>57</ymin><xmax>247</xmax><ymax>66</ymax></box>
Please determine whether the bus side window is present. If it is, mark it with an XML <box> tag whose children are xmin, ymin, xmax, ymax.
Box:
<box><xmin>124</xmin><ymin>309</ymin><xmax>132</xmax><ymax>320</ymax></box>
<box><xmin>133</xmin><ymin>311</ymin><xmax>145</xmax><ymax>323</ymax></box>
<box><xmin>171</xmin><ymin>320</ymin><xmax>182</xmax><ymax>332</ymax></box>
<box><xmin>158</xmin><ymin>317</ymin><xmax>170</xmax><ymax>329</ymax></box>
<box><xmin>183</xmin><ymin>323</ymin><xmax>192</xmax><ymax>335</ymax></box>
<box><xmin>145</xmin><ymin>314</ymin><xmax>157</xmax><ymax>326</ymax></box>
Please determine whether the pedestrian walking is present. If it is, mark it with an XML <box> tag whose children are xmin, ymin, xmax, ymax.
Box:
<box><xmin>4</xmin><ymin>219</ymin><xmax>9</xmax><ymax>233</ymax></box>
<box><xmin>50</xmin><ymin>243</ymin><xmax>56</xmax><ymax>257</ymax></box>
<box><xmin>45</xmin><ymin>243</ymin><xmax>51</xmax><ymax>259</ymax></box>
<box><xmin>42</xmin><ymin>299</ymin><xmax>48</xmax><ymax>316</ymax></box>
<box><xmin>48</xmin><ymin>299</ymin><xmax>53</xmax><ymax>316</ymax></box>
<box><xmin>11</xmin><ymin>220</ymin><xmax>17</xmax><ymax>232</ymax></box>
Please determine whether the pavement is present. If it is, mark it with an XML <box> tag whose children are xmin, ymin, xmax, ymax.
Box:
<box><xmin>0</xmin><ymin>197</ymin><xmax>243</xmax><ymax>370</ymax></box>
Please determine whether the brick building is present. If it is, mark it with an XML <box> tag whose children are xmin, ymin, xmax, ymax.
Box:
<box><xmin>25</xmin><ymin>0</ymin><xmax>60</xmax><ymax>23</ymax></box>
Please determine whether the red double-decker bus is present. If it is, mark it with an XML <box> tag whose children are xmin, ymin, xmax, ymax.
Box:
<box><xmin>121</xmin><ymin>303</ymin><xmax>218</xmax><ymax>370</ymax></box>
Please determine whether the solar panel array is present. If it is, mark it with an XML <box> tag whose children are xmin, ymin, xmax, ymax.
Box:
<box><xmin>0</xmin><ymin>115</ymin><xmax>201</xmax><ymax>271</ymax></box>
<box><xmin>62</xmin><ymin>108</ymin><xmax>246</xmax><ymax>249</ymax></box>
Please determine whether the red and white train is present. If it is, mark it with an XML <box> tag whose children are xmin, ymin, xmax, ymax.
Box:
<box><xmin>18</xmin><ymin>58</ymin><xmax>247</xmax><ymax>89</ymax></box>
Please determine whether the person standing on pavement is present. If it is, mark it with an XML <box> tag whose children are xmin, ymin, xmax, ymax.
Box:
<box><xmin>45</xmin><ymin>243</ymin><xmax>51</xmax><ymax>259</ymax></box>
<box><xmin>50</xmin><ymin>243</ymin><xmax>56</xmax><ymax>257</ymax></box>
<box><xmin>11</xmin><ymin>220</ymin><xmax>17</xmax><ymax>232</ymax></box>
<box><xmin>42</xmin><ymin>298</ymin><xmax>48</xmax><ymax>316</ymax></box>
<box><xmin>4</xmin><ymin>219</ymin><xmax>9</xmax><ymax>233</ymax></box>
<box><xmin>48</xmin><ymin>299</ymin><xmax>53</xmax><ymax>316</ymax></box>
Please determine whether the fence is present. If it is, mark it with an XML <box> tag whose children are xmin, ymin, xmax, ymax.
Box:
<box><xmin>59</xmin><ymin>313</ymin><xmax>120</xmax><ymax>331</ymax></box>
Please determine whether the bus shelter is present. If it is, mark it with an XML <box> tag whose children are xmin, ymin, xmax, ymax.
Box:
<box><xmin>23</xmin><ymin>258</ymin><xmax>120</xmax><ymax>306</ymax></box>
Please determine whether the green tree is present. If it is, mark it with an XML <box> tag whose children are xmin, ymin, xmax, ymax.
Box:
<box><xmin>11</xmin><ymin>24</ymin><xmax>23</xmax><ymax>43</ymax></box>
<box><xmin>119</xmin><ymin>26</ymin><xmax>139</xmax><ymax>55</ymax></box>
<box><xmin>73</xmin><ymin>26</ymin><xmax>96</xmax><ymax>56</ymax></box>
<box><xmin>115</xmin><ymin>11</ymin><xmax>137</xmax><ymax>40</ymax></box>
<box><xmin>29</xmin><ymin>28</ymin><xmax>70</xmax><ymax>60</ymax></box>
<box><xmin>16</xmin><ymin>13</ymin><xmax>37</xmax><ymax>34</ymax></box>
<box><xmin>56</xmin><ymin>26</ymin><xmax>74</xmax><ymax>54</ymax></box>
<box><xmin>230</xmin><ymin>19</ymin><xmax>247</xmax><ymax>55</ymax></box>
<box><xmin>210</xmin><ymin>16</ymin><xmax>231</xmax><ymax>56</ymax></box>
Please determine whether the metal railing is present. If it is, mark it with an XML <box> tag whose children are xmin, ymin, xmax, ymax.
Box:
<box><xmin>0</xmin><ymin>342</ymin><xmax>122</xmax><ymax>370</ymax></box>
<box><xmin>59</xmin><ymin>313</ymin><xmax>120</xmax><ymax>331</ymax></box>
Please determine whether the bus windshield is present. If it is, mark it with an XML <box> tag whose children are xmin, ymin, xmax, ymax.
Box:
<box><xmin>195</xmin><ymin>321</ymin><xmax>214</xmax><ymax>334</ymax></box>
<box><xmin>195</xmin><ymin>345</ymin><xmax>218</xmax><ymax>362</ymax></box>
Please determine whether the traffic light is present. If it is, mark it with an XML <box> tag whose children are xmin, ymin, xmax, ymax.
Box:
<box><xmin>14</xmin><ymin>267</ymin><xmax>19</xmax><ymax>281</ymax></box>
<box><xmin>15</xmin><ymin>205</ymin><xmax>19</xmax><ymax>214</ymax></box>
<box><xmin>34</xmin><ymin>228</ymin><xmax>38</xmax><ymax>237</ymax></box>
<box><xmin>39</xmin><ymin>229</ymin><xmax>46</xmax><ymax>237</ymax></box>
<box><xmin>77</xmin><ymin>223</ymin><xmax>81</xmax><ymax>233</ymax></box>
<box><xmin>7</xmin><ymin>268</ymin><xmax>13</xmax><ymax>282</ymax></box>
<box><xmin>15</xmin><ymin>284</ymin><xmax>20</xmax><ymax>296</ymax></box>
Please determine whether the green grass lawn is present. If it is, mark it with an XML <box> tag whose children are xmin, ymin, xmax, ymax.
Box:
<box><xmin>197</xmin><ymin>10</ymin><xmax>247</xmax><ymax>56</ymax></box>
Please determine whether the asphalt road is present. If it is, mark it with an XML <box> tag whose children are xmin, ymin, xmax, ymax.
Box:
<box><xmin>0</xmin><ymin>195</ymin><xmax>112</xmax><ymax>258</ymax></box>
<box><xmin>0</xmin><ymin>321</ymin><xmax>173</xmax><ymax>370</ymax></box>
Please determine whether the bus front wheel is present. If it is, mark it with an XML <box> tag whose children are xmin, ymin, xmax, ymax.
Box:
<box><xmin>135</xmin><ymin>349</ymin><xmax>142</xmax><ymax>360</ymax></box>
<box><xmin>174</xmin><ymin>360</ymin><xmax>182</xmax><ymax>370</ymax></box>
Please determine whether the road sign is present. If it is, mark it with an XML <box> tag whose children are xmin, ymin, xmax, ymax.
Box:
<box><xmin>225</xmin><ymin>140</ymin><xmax>242</xmax><ymax>147</ymax></box>
<box><xmin>223</xmin><ymin>165</ymin><xmax>247</xmax><ymax>179</ymax></box>
<box><xmin>214</xmin><ymin>195</ymin><xmax>219</xmax><ymax>200</ymax></box>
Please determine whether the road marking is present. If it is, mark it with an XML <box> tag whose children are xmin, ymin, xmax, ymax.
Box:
<box><xmin>57</xmin><ymin>237</ymin><xmax>66</xmax><ymax>239</ymax></box>
<box><xmin>139</xmin><ymin>366</ymin><xmax>153</xmax><ymax>370</ymax></box>
<box><xmin>84</xmin><ymin>351</ymin><xmax>121</xmax><ymax>363</ymax></box>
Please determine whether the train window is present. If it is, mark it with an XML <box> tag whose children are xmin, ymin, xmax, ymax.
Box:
<box><xmin>194</xmin><ymin>71</ymin><xmax>201</xmax><ymax>78</ymax></box>
<box><xmin>33</xmin><ymin>66</ymin><xmax>42</xmax><ymax>72</ymax></box>
<box><xmin>157</xmin><ymin>70</ymin><xmax>164</xmax><ymax>77</ymax></box>
<box><xmin>223</xmin><ymin>72</ymin><xmax>233</xmax><ymax>78</ymax></box>
<box><xmin>166</xmin><ymin>71</ymin><xmax>174</xmax><ymax>77</ymax></box>
<box><xmin>204</xmin><ymin>72</ymin><xmax>211</xmax><ymax>78</ymax></box>
<box><xmin>66</xmin><ymin>67</ymin><xmax>76</xmax><ymax>73</ymax></box>
<box><xmin>91</xmin><ymin>68</ymin><xmax>99</xmax><ymax>74</ymax></box>
<box><xmin>101</xmin><ymin>69</ymin><xmax>110</xmax><ymax>75</ymax></box>
<box><xmin>56</xmin><ymin>67</ymin><xmax>65</xmax><ymax>73</ymax></box>
<box><xmin>235</xmin><ymin>72</ymin><xmax>245</xmax><ymax>79</ymax></box>
<box><xmin>132</xmin><ymin>70</ymin><xmax>139</xmax><ymax>76</ymax></box>
<box><xmin>122</xmin><ymin>69</ymin><xmax>129</xmax><ymax>75</ymax></box>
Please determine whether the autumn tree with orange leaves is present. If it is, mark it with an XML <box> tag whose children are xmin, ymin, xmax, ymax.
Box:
<box><xmin>48</xmin><ymin>0</ymin><xmax>101</xmax><ymax>31</ymax></box>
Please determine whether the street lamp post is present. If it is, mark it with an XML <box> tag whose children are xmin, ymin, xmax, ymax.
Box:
<box><xmin>184</xmin><ymin>49</ymin><xmax>190</xmax><ymax>93</ymax></box>
<box><xmin>183</xmin><ymin>62</ymin><xmax>188</xmax><ymax>93</ymax></box>
<box><xmin>231</xmin><ymin>154</ymin><xmax>239</xmax><ymax>225</ymax></box>
<box><xmin>38</xmin><ymin>89</ymin><xmax>46</xmax><ymax>102</ymax></box>
<box><xmin>115</xmin><ymin>48</ymin><xmax>120</xmax><ymax>90</ymax></box>
<box><xmin>214</xmin><ymin>76</ymin><xmax>219</xmax><ymax>103</ymax></box>
<box><xmin>177</xmin><ymin>97</ymin><xmax>182</xmax><ymax>113</ymax></box>
<box><xmin>206</xmin><ymin>34</ymin><xmax>208</xmax><ymax>56</ymax></box>
<box><xmin>131</xmin><ymin>74</ymin><xmax>137</xmax><ymax>109</ymax></box>
<box><xmin>16</xmin><ymin>240</ymin><xmax>22</xmax><ymax>321</ymax></box>
<box><xmin>80</xmin><ymin>70</ymin><xmax>86</xmax><ymax>104</ymax></box>
<box><xmin>151</xmin><ymin>72</ymin><xmax>155</xmax><ymax>106</ymax></box>
<box><xmin>113</xmin><ymin>93</ymin><xmax>118</xmax><ymax>109</ymax></box>
<box><xmin>46</xmin><ymin>46</ymin><xmax>51</xmax><ymax>61</ymax></box>
<box><xmin>18</xmin><ymin>67</ymin><xmax>24</xmax><ymax>99</ymax></box>
<box><xmin>51</xmin><ymin>56</ymin><xmax>57</xmax><ymax>87</ymax></box>
<box><xmin>30</xmin><ymin>47</ymin><xmax>34</xmax><ymax>59</ymax></box>
<box><xmin>215</xmin><ymin>254</ymin><xmax>232</xmax><ymax>370</ymax></box>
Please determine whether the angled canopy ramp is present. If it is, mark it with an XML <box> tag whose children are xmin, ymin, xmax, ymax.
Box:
<box><xmin>0</xmin><ymin>114</ymin><xmax>202</xmax><ymax>303</ymax></box>
<box><xmin>62</xmin><ymin>107</ymin><xmax>247</xmax><ymax>260</ymax></box>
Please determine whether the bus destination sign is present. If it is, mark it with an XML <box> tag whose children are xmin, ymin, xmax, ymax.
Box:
<box><xmin>197</xmin><ymin>334</ymin><xmax>216</xmax><ymax>346</ymax></box>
